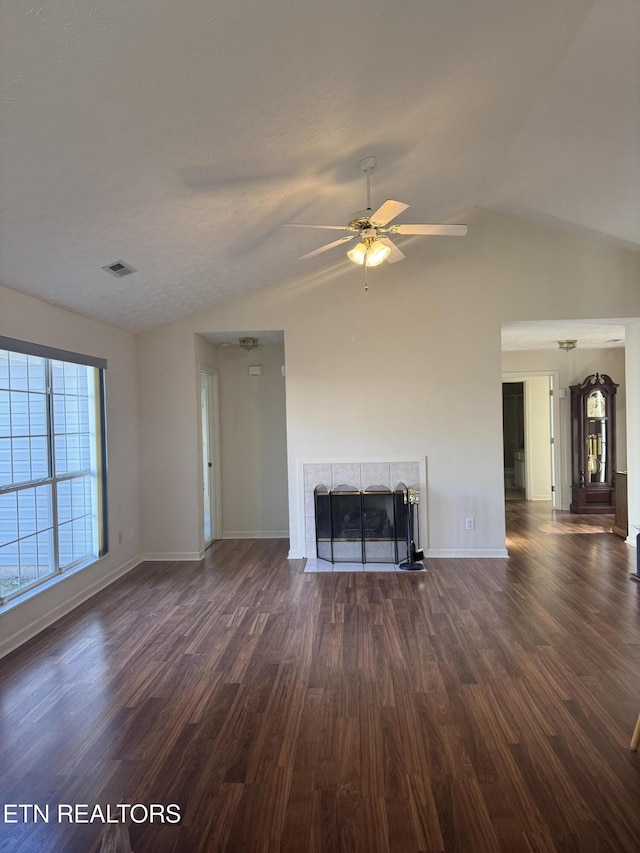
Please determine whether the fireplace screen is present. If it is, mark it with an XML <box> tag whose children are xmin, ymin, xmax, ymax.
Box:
<box><xmin>314</xmin><ymin>482</ymin><xmax>422</xmax><ymax>567</ymax></box>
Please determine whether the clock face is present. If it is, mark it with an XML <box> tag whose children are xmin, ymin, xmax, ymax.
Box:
<box><xmin>587</xmin><ymin>389</ymin><xmax>606</xmax><ymax>418</ymax></box>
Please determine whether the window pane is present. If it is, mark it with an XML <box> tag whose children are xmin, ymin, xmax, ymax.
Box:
<box><xmin>11</xmin><ymin>437</ymin><xmax>31</xmax><ymax>484</ymax></box>
<box><xmin>0</xmin><ymin>438</ymin><xmax>11</xmax><ymax>486</ymax></box>
<box><xmin>57</xmin><ymin>480</ymin><xmax>72</xmax><ymax>524</ymax></box>
<box><xmin>0</xmin><ymin>389</ymin><xmax>9</xmax><ymax>437</ymax></box>
<box><xmin>66</xmin><ymin>434</ymin><xmax>81</xmax><ymax>473</ymax></box>
<box><xmin>73</xmin><ymin>517</ymin><xmax>90</xmax><ymax>561</ymax></box>
<box><xmin>65</xmin><ymin>395</ymin><xmax>79</xmax><ymax>433</ymax></box>
<box><xmin>37</xmin><ymin>530</ymin><xmax>54</xmax><ymax>578</ymax></box>
<box><xmin>0</xmin><ymin>491</ymin><xmax>18</xmax><ymax>546</ymax></box>
<box><xmin>53</xmin><ymin>394</ymin><xmax>66</xmax><ymax>433</ymax></box>
<box><xmin>0</xmin><ymin>541</ymin><xmax>19</xmax><ymax>598</ymax></box>
<box><xmin>10</xmin><ymin>391</ymin><xmax>29</xmax><ymax>436</ymax></box>
<box><xmin>63</xmin><ymin>362</ymin><xmax>78</xmax><ymax>395</ymax></box>
<box><xmin>52</xmin><ymin>361</ymin><xmax>65</xmax><ymax>393</ymax></box>
<box><xmin>17</xmin><ymin>488</ymin><xmax>37</xmax><ymax>538</ymax></box>
<box><xmin>0</xmin><ymin>351</ymin><xmax>9</xmax><ymax>389</ymax></box>
<box><xmin>8</xmin><ymin>352</ymin><xmax>28</xmax><ymax>391</ymax></box>
<box><xmin>80</xmin><ymin>434</ymin><xmax>91</xmax><ymax>469</ymax></box>
<box><xmin>58</xmin><ymin>522</ymin><xmax>73</xmax><ymax>568</ymax></box>
<box><xmin>28</xmin><ymin>394</ymin><xmax>47</xmax><ymax>435</ymax></box>
<box><xmin>36</xmin><ymin>484</ymin><xmax>52</xmax><ymax>530</ymax></box>
<box><xmin>54</xmin><ymin>434</ymin><xmax>67</xmax><ymax>475</ymax></box>
<box><xmin>72</xmin><ymin>477</ymin><xmax>86</xmax><ymax>517</ymax></box>
<box><xmin>19</xmin><ymin>536</ymin><xmax>38</xmax><ymax>586</ymax></box>
<box><xmin>30</xmin><ymin>436</ymin><xmax>48</xmax><ymax>480</ymax></box>
<box><xmin>77</xmin><ymin>367</ymin><xmax>88</xmax><ymax>395</ymax></box>
<box><xmin>27</xmin><ymin>356</ymin><xmax>46</xmax><ymax>393</ymax></box>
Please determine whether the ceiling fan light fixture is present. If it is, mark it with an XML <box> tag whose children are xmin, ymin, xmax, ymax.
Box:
<box><xmin>347</xmin><ymin>243</ymin><xmax>367</xmax><ymax>265</ymax></box>
<box><xmin>366</xmin><ymin>240</ymin><xmax>391</xmax><ymax>267</ymax></box>
<box><xmin>289</xmin><ymin>157</ymin><xmax>468</xmax><ymax>269</ymax></box>
<box><xmin>347</xmin><ymin>239</ymin><xmax>391</xmax><ymax>267</ymax></box>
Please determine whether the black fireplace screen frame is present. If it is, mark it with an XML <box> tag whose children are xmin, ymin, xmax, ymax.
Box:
<box><xmin>314</xmin><ymin>482</ymin><xmax>422</xmax><ymax>568</ymax></box>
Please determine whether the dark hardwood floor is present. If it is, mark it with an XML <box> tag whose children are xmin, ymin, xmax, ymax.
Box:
<box><xmin>2</xmin><ymin>502</ymin><xmax>640</xmax><ymax>852</ymax></box>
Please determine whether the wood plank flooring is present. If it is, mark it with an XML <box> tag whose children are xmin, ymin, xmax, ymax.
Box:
<box><xmin>1</xmin><ymin>502</ymin><xmax>640</xmax><ymax>852</ymax></box>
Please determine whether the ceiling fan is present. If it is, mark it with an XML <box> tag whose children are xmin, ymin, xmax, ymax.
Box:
<box><xmin>286</xmin><ymin>157</ymin><xmax>467</xmax><ymax>268</ymax></box>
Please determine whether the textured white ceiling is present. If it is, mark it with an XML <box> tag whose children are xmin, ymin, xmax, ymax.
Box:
<box><xmin>1</xmin><ymin>0</ymin><xmax>637</xmax><ymax>332</ymax></box>
<box><xmin>502</xmin><ymin>318</ymin><xmax>628</xmax><ymax>351</ymax></box>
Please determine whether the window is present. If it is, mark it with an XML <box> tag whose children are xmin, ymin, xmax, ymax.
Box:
<box><xmin>0</xmin><ymin>340</ymin><xmax>107</xmax><ymax>604</ymax></box>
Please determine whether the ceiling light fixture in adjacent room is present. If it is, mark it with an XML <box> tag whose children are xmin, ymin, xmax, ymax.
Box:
<box><xmin>239</xmin><ymin>336</ymin><xmax>258</xmax><ymax>351</ymax></box>
<box><xmin>558</xmin><ymin>339</ymin><xmax>577</xmax><ymax>351</ymax></box>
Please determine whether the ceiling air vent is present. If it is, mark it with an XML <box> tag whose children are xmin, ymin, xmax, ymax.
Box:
<box><xmin>102</xmin><ymin>260</ymin><xmax>136</xmax><ymax>278</ymax></box>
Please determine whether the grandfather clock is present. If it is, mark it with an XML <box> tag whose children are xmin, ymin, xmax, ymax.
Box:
<box><xmin>570</xmin><ymin>373</ymin><xmax>618</xmax><ymax>513</ymax></box>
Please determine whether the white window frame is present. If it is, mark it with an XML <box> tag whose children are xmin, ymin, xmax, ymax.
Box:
<box><xmin>0</xmin><ymin>337</ymin><xmax>108</xmax><ymax>605</ymax></box>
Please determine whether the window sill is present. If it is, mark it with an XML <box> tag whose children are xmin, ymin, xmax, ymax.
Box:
<box><xmin>0</xmin><ymin>553</ymin><xmax>107</xmax><ymax>617</ymax></box>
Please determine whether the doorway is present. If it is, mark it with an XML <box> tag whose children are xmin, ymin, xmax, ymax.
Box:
<box><xmin>502</xmin><ymin>382</ymin><xmax>525</xmax><ymax>499</ymax></box>
<box><xmin>502</xmin><ymin>372</ymin><xmax>560</xmax><ymax>509</ymax></box>
<box><xmin>200</xmin><ymin>368</ymin><xmax>221</xmax><ymax>548</ymax></box>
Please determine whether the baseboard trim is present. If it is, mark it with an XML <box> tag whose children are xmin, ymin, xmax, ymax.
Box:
<box><xmin>222</xmin><ymin>531</ymin><xmax>289</xmax><ymax>540</ymax></box>
<box><xmin>142</xmin><ymin>551</ymin><xmax>204</xmax><ymax>562</ymax></box>
<box><xmin>0</xmin><ymin>554</ymin><xmax>142</xmax><ymax>660</ymax></box>
<box><xmin>425</xmin><ymin>548</ymin><xmax>509</xmax><ymax>559</ymax></box>
<box><xmin>288</xmin><ymin>549</ymin><xmax>305</xmax><ymax>560</ymax></box>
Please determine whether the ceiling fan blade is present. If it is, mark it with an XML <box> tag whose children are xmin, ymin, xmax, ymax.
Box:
<box><xmin>285</xmin><ymin>223</ymin><xmax>351</xmax><ymax>231</ymax></box>
<box><xmin>369</xmin><ymin>200</ymin><xmax>409</xmax><ymax>226</ymax></box>
<box><xmin>391</xmin><ymin>223</ymin><xmax>468</xmax><ymax>236</ymax></box>
<box><xmin>379</xmin><ymin>236</ymin><xmax>406</xmax><ymax>264</ymax></box>
<box><xmin>300</xmin><ymin>235</ymin><xmax>356</xmax><ymax>259</ymax></box>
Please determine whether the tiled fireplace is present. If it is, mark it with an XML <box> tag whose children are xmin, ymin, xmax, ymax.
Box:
<box><xmin>302</xmin><ymin>459</ymin><xmax>422</xmax><ymax>559</ymax></box>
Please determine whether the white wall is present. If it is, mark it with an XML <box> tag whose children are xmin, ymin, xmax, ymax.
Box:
<box><xmin>136</xmin><ymin>209</ymin><xmax>640</xmax><ymax>560</ymax></box>
<box><xmin>625</xmin><ymin>321</ymin><xmax>640</xmax><ymax>549</ymax></box>
<box><xmin>502</xmin><ymin>347</ymin><xmax>627</xmax><ymax>509</ymax></box>
<box><xmin>216</xmin><ymin>343</ymin><xmax>288</xmax><ymax>538</ymax></box>
<box><xmin>137</xmin><ymin>323</ymin><xmax>201</xmax><ymax>558</ymax></box>
<box><xmin>0</xmin><ymin>285</ymin><xmax>141</xmax><ymax>658</ymax></box>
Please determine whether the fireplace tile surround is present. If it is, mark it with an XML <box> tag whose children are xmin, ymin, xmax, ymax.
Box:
<box><xmin>302</xmin><ymin>459</ymin><xmax>422</xmax><ymax>560</ymax></box>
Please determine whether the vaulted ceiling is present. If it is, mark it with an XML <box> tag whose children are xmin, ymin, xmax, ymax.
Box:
<box><xmin>1</xmin><ymin>0</ymin><xmax>638</xmax><ymax>333</ymax></box>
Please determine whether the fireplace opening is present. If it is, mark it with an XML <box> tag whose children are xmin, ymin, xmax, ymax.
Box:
<box><xmin>314</xmin><ymin>483</ymin><xmax>423</xmax><ymax>569</ymax></box>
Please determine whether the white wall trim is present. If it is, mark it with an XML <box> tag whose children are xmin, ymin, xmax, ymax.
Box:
<box><xmin>288</xmin><ymin>548</ymin><xmax>305</xmax><ymax>559</ymax></box>
<box><xmin>0</xmin><ymin>554</ymin><xmax>142</xmax><ymax>660</ymax></box>
<box><xmin>425</xmin><ymin>548</ymin><xmax>509</xmax><ymax>558</ymax></box>
<box><xmin>222</xmin><ymin>531</ymin><xmax>289</xmax><ymax>540</ymax></box>
<box><xmin>142</xmin><ymin>551</ymin><xmax>204</xmax><ymax>562</ymax></box>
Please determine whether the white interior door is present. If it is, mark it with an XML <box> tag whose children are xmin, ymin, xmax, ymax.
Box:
<box><xmin>200</xmin><ymin>369</ymin><xmax>221</xmax><ymax>547</ymax></box>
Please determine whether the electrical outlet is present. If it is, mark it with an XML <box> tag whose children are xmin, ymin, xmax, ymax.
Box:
<box><xmin>465</xmin><ymin>517</ymin><xmax>475</xmax><ymax>531</ymax></box>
